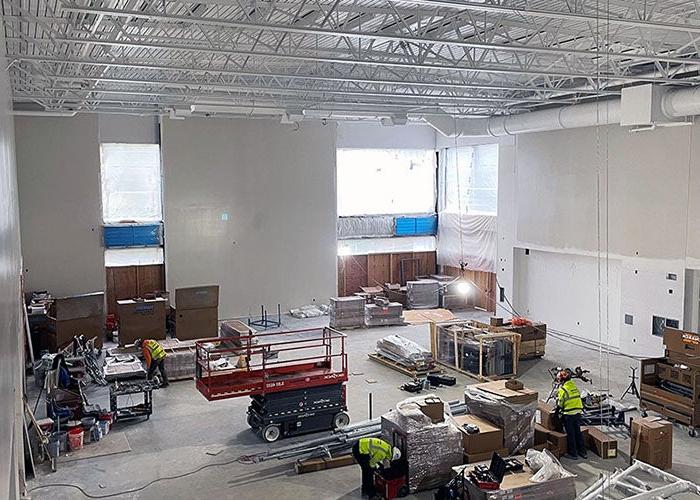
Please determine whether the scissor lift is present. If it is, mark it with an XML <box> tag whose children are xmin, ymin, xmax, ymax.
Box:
<box><xmin>195</xmin><ymin>327</ymin><xmax>349</xmax><ymax>442</ymax></box>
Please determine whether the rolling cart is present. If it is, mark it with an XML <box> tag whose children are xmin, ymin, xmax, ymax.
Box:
<box><xmin>196</xmin><ymin>327</ymin><xmax>349</xmax><ymax>442</ymax></box>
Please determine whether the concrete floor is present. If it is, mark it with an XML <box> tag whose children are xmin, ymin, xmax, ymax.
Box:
<box><xmin>28</xmin><ymin>311</ymin><xmax>700</xmax><ymax>499</ymax></box>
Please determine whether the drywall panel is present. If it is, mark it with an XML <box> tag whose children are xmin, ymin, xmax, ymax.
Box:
<box><xmin>515</xmin><ymin>124</ymin><xmax>691</xmax><ymax>258</ymax></box>
<box><xmin>0</xmin><ymin>42</ymin><xmax>23</xmax><ymax>499</ymax></box>
<box><xmin>618</xmin><ymin>260</ymin><xmax>684</xmax><ymax>357</ymax></box>
<box><xmin>337</xmin><ymin>122</ymin><xmax>436</xmax><ymax>149</ymax></box>
<box><xmin>15</xmin><ymin>115</ymin><xmax>105</xmax><ymax>296</ymax></box>
<box><xmin>684</xmin><ymin>124</ymin><xmax>700</xmax><ymax>261</ymax></box>
<box><xmin>495</xmin><ymin>141</ymin><xmax>516</xmax><ymax>310</ymax></box>
<box><xmin>513</xmin><ymin>248</ymin><xmax>622</xmax><ymax>349</ymax></box>
<box><xmin>162</xmin><ymin>117</ymin><xmax>337</xmax><ymax>319</ymax></box>
<box><xmin>98</xmin><ymin>115</ymin><xmax>159</xmax><ymax>144</ymax></box>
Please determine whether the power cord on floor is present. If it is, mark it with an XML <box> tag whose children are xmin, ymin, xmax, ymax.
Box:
<box><xmin>28</xmin><ymin>455</ymin><xmax>256</xmax><ymax>498</ymax></box>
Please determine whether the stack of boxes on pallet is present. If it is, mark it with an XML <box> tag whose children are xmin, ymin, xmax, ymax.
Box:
<box><xmin>364</xmin><ymin>300</ymin><xmax>404</xmax><ymax>327</ymax></box>
<box><xmin>640</xmin><ymin>327</ymin><xmax>700</xmax><ymax>435</ymax></box>
<box><xmin>162</xmin><ymin>341</ymin><xmax>197</xmax><ymax>380</ymax></box>
<box><xmin>498</xmin><ymin>319</ymin><xmax>547</xmax><ymax>360</ymax></box>
<box><xmin>406</xmin><ymin>280</ymin><xmax>440</xmax><ymax>309</ymax></box>
<box><xmin>329</xmin><ymin>296</ymin><xmax>365</xmax><ymax>329</ymax></box>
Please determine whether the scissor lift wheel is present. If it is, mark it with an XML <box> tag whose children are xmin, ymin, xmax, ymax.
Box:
<box><xmin>262</xmin><ymin>424</ymin><xmax>281</xmax><ymax>443</ymax></box>
<box><xmin>333</xmin><ymin>411</ymin><xmax>350</xmax><ymax>429</ymax></box>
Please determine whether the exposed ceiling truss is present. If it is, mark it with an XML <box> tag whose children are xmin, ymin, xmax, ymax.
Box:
<box><xmin>5</xmin><ymin>0</ymin><xmax>700</xmax><ymax>119</ymax></box>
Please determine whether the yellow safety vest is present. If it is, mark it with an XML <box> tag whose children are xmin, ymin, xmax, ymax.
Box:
<box><xmin>145</xmin><ymin>340</ymin><xmax>166</xmax><ymax>361</ymax></box>
<box><xmin>557</xmin><ymin>379</ymin><xmax>583</xmax><ymax>415</ymax></box>
<box><xmin>358</xmin><ymin>437</ymin><xmax>393</xmax><ymax>468</ymax></box>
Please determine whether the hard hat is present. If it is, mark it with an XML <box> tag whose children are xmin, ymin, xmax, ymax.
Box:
<box><xmin>392</xmin><ymin>447</ymin><xmax>402</xmax><ymax>461</ymax></box>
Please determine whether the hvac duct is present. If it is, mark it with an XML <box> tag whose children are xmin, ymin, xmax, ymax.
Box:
<box><xmin>425</xmin><ymin>84</ymin><xmax>700</xmax><ymax>137</ymax></box>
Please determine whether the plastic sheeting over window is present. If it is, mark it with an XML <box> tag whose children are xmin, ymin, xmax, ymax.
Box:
<box><xmin>438</xmin><ymin>145</ymin><xmax>498</xmax><ymax>216</ymax></box>
<box><xmin>100</xmin><ymin>143</ymin><xmax>163</xmax><ymax>223</ymax></box>
<box><xmin>437</xmin><ymin>144</ymin><xmax>498</xmax><ymax>272</ymax></box>
<box><xmin>337</xmin><ymin>149</ymin><xmax>436</xmax><ymax>216</ymax></box>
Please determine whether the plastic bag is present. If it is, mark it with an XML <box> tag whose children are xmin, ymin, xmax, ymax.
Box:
<box><xmin>526</xmin><ymin>448</ymin><xmax>572</xmax><ymax>483</ymax></box>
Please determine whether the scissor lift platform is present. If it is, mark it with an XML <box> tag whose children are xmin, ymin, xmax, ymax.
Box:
<box><xmin>195</xmin><ymin>327</ymin><xmax>349</xmax><ymax>441</ymax></box>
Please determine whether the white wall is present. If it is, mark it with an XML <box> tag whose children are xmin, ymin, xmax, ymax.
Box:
<box><xmin>337</xmin><ymin>121</ymin><xmax>436</xmax><ymax>149</ymax></box>
<box><xmin>15</xmin><ymin>115</ymin><xmax>105</xmax><ymax>296</ymax></box>
<box><xmin>98</xmin><ymin>115</ymin><xmax>159</xmax><ymax>144</ymax></box>
<box><xmin>497</xmin><ymin>124</ymin><xmax>697</xmax><ymax>356</ymax></box>
<box><xmin>0</xmin><ymin>39</ymin><xmax>24</xmax><ymax>500</ymax></box>
<box><xmin>162</xmin><ymin>117</ymin><xmax>337</xmax><ymax>319</ymax></box>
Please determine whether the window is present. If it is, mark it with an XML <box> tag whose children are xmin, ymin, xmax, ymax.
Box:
<box><xmin>439</xmin><ymin>144</ymin><xmax>498</xmax><ymax>215</ymax></box>
<box><xmin>336</xmin><ymin>149</ymin><xmax>436</xmax><ymax>216</ymax></box>
<box><xmin>100</xmin><ymin>143</ymin><xmax>163</xmax><ymax>223</ymax></box>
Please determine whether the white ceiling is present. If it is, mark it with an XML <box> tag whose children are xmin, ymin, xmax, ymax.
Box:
<box><xmin>5</xmin><ymin>0</ymin><xmax>700</xmax><ymax>120</ymax></box>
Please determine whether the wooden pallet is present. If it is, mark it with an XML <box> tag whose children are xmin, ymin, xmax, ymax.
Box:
<box><xmin>519</xmin><ymin>353</ymin><xmax>545</xmax><ymax>360</ymax></box>
<box><xmin>368</xmin><ymin>353</ymin><xmax>439</xmax><ymax>377</ymax></box>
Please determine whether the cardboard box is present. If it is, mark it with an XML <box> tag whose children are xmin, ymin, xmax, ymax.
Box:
<box><xmin>465</xmin><ymin>447</ymin><xmax>509</xmax><ymax>464</ymax></box>
<box><xmin>117</xmin><ymin>298</ymin><xmax>166</xmax><ymax>346</ymax></box>
<box><xmin>534</xmin><ymin>424</ymin><xmax>549</xmax><ymax>446</ymax></box>
<box><xmin>536</xmin><ymin>401</ymin><xmax>561</xmax><ymax>431</ymax></box>
<box><xmin>417</xmin><ymin>397</ymin><xmax>445</xmax><ymax>424</ymax></box>
<box><xmin>174</xmin><ymin>307</ymin><xmax>218</xmax><ymax>341</ymax></box>
<box><xmin>175</xmin><ymin>285</ymin><xmax>219</xmax><ymax>310</ymax></box>
<box><xmin>586</xmin><ymin>427</ymin><xmax>618</xmax><ymax>459</ymax></box>
<box><xmin>631</xmin><ymin>416</ymin><xmax>673</xmax><ymax>469</ymax></box>
<box><xmin>48</xmin><ymin>292</ymin><xmax>105</xmax><ymax>350</ymax></box>
<box><xmin>452</xmin><ymin>415</ymin><xmax>504</xmax><ymax>454</ymax></box>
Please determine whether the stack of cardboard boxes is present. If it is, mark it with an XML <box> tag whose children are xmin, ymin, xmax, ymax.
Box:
<box><xmin>47</xmin><ymin>292</ymin><xmax>105</xmax><ymax>351</ymax></box>
<box><xmin>501</xmin><ymin>321</ymin><xmax>547</xmax><ymax>360</ymax></box>
<box><xmin>534</xmin><ymin>400</ymin><xmax>617</xmax><ymax>459</ymax></box>
<box><xmin>172</xmin><ymin>285</ymin><xmax>219</xmax><ymax>341</ymax></box>
<box><xmin>452</xmin><ymin>414</ymin><xmax>507</xmax><ymax>463</ymax></box>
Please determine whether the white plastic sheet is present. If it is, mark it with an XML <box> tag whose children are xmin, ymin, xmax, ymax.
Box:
<box><xmin>100</xmin><ymin>143</ymin><xmax>163</xmax><ymax>223</ymax></box>
<box><xmin>437</xmin><ymin>212</ymin><xmax>496</xmax><ymax>272</ymax></box>
<box><xmin>337</xmin><ymin>215</ymin><xmax>395</xmax><ymax>239</ymax></box>
<box><xmin>436</xmin><ymin>145</ymin><xmax>498</xmax><ymax>272</ymax></box>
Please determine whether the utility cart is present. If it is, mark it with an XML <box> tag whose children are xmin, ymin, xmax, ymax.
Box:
<box><xmin>195</xmin><ymin>327</ymin><xmax>349</xmax><ymax>442</ymax></box>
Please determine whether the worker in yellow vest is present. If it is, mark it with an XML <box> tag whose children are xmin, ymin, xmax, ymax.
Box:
<box><xmin>556</xmin><ymin>369</ymin><xmax>585</xmax><ymax>459</ymax></box>
<box><xmin>135</xmin><ymin>338</ymin><xmax>169</xmax><ymax>387</ymax></box>
<box><xmin>351</xmin><ymin>437</ymin><xmax>402</xmax><ymax>497</ymax></box>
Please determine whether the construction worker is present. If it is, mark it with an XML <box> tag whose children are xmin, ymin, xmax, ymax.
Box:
<box><xmin>135</xmin><ymin>338</ymin><xmax>169</xmax><ymax>387</ymax></box>
<box><xmin>351</xmin><ymin>437</ymin><xmax>402</xmax><ymax>497</ymax></box>
<box><xmin>556</xmin><ymin>369</ymin><xmax>586</xmax><ymax>459</ymax></box>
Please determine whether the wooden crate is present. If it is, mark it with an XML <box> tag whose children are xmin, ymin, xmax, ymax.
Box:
<box><xmin>430</xmin><ymin>320</ymin><xmax>520</xmax><ymax>381</ymax></box>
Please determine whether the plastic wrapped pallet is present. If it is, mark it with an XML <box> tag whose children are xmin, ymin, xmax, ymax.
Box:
<box><xmin>381</xmin><ymin>395</ymin><xmax>463</xmax><ymax>492</ymax></box>
<box><xmin>365</xmin><ymin>303</ymin><xmax>404</xmax><ymax>327</ymax></box>
<box><xmin>376</xmin><ymin>335</ymin><xmax>434</xmax><ymax>372</ymax></box>
<box><xmin>407</xmin><ymin>280</ymin><xmax>440</xmax><ymax>309</ymax></box>
<box><xmin>329</xmin><ymin>296</ymin><xmax>365</xmax><ymax>329</ymax></box>
<box><xmin>464</xmin><ymin>386</ymin><xmax>536</xmax><ymax>454</ymax></box>
<box><xmin>164</xmin><ymin>346</ymin><xmax>196</xmax><ymax>380</ymax></box>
